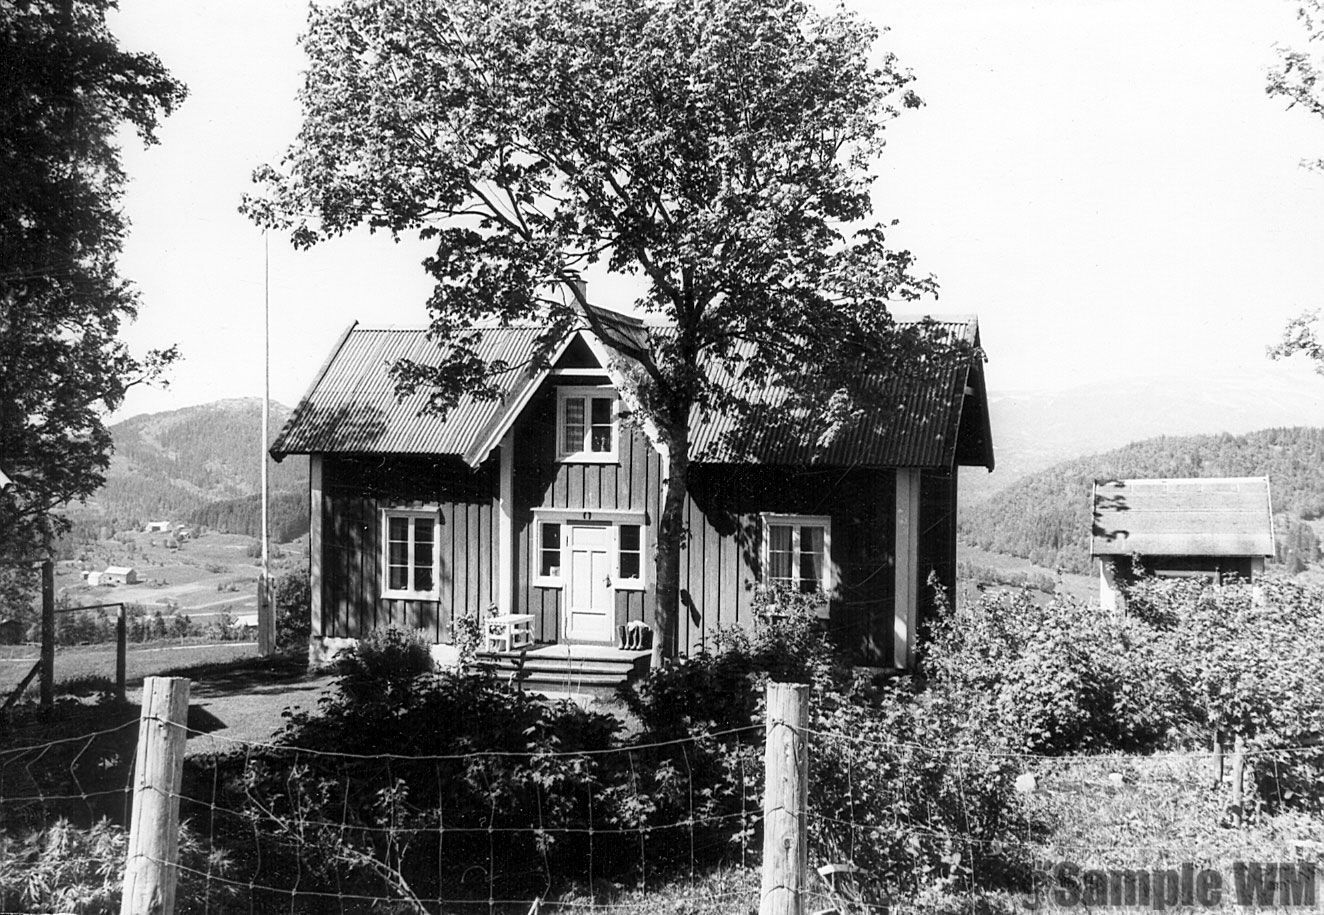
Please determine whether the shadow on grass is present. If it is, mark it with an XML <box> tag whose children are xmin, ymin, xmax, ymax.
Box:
<box><xmin>152</xmin><ymin>648</ymin><xmax>317</xmax><ymax>700</ymax></box>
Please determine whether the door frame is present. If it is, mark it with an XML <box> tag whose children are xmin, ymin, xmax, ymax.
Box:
<box><xmin>562</xmin><ymin>521</ymin><xmax>615</xmax><ymax>643</ymax></box>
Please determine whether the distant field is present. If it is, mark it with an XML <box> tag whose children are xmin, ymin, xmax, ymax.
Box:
<box><xmin>0</xmin><ymin>640</ymin><xmax>259</xmax><ymax>697</ymax></box>
<box><xmin>957</xmin><ymin>542</ymin><xmax>1096</xmax><ymax>605</ymax></box>
<box><xmin>51</xmin><ymin>530</ymin><xmax>309</xmax><ymax>621</ymax></box>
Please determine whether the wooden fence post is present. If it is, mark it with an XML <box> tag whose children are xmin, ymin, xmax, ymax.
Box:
<box><xmin>40</xmin><ymin>559</ymin><xmax>54</xmax><ymax>708</ymax></box>
<box><xmin>116</xmin><ymin>604</ymin><xmax>127</xmax><ymax>704</ymax></box>
<box><xmin>121</xmin><ymin>677</ymin><xmax>191</xmax><ymax>915</ymax></box>
<box><xmin>1229</xmin><ymin>734</ymin><xmax>1246</xmax><ymax>825</ymax></box>
<box><xmin>761</xmin><ymin>681</ymin><xmax>809</xmax><ymax>915</ymax></box>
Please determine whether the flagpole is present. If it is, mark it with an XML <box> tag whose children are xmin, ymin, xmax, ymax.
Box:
<box><xmin>260</xmin><ymin>230</ymin><xmax>273</xmax><ymax>655</ymax></box>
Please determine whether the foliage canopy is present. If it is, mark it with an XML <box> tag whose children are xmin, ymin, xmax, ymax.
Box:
<box><xmin>0</xmin><ymin>0</ymin><xmax>184</xmax><ymax>567</ymax></box>
<box><xmin>246</xmin><ymin>0</ymin><xmax>941</xmax><ymax>658</ymax></box>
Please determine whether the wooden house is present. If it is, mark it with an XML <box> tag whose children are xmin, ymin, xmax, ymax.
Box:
<box><xmin>1091</xmin><ymin>477</ymin><xmax>1274</xmax><ymax>612</ymax></box>
<box><xmin>271</xmin><ymin>306</ymin><xmax>994</xmax><ymax>689</ymax></box>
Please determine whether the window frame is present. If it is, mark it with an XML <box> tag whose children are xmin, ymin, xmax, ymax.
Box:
<box><xmin>380</xmin><ymin>507</ymin><xmax>441</xmax><ymax>600</ymax></box>
<box><xmin>533</xmin><ymin>520</ymin><xmax>565</xmax><ymax>588</ymax></box>
<box><xmin>614</xmin><ymin>523</ymin><xmax>646</xmax><ymax>591</ymax></box>
<box><xmin>759</xmin><ymin>512</ymin><xmax>833</xmax><ymax>610</ymax></box>
<box><xmin>529</xmin><ymin>509</ymin><xmax>647</xmax><ymax>591</ymax></box>
<box><xmin>556</xmin><ymin>385</ymin><xmax>619</xmax><ymax>463</ymax></box>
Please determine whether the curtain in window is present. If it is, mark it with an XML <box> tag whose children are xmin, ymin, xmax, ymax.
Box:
<box><xmin>413</xmin><ymin>517</ymin><xmax>434</xmax><ymax>592</ymax></box>
<box><xmin>768</xmin><ymin>525</ymin><xmax>794</xmax><ymax>583</ymax></box>
<box><xmin>563</xmin><ymin>398</ymin><xmax>585</xmax><ymax>454</ymax></box>
<box><xmin>799</xmin><ymin>525</ymin><xmax>824</xmax><ymax>592</ymax></box>
<box><xmin>387</xmin><ymin>516</ymin><xmax>410</xmax><ymax>590</ymax></box>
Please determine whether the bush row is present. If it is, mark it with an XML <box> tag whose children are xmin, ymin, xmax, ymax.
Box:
<box><xmin>923</xmin><ymin>577</ymin><xmax>1324</xmax><ymax>810</ymax></box>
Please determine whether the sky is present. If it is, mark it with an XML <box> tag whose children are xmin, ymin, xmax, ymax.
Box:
<box><xmin>105</xmin><ymin>0</ymin><xmax>1324</xmax><ymax>421</ymax></box>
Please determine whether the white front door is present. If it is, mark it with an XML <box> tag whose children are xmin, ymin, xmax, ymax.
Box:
<box><xmin>565</xmin><ymin>523</ymin><xmax>614</xmax><ymax>642</ymax></box>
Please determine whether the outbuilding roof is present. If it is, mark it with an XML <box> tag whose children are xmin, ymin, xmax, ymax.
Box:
<box><xmin>1090</xmin><ymin>477</ymin><xmax>1275</xmax><ymax>558</ymax></box>
<box><xmin>272</xmin><ymin>313</ymin><xmax>994</xmax><ymax>471</ymax></box>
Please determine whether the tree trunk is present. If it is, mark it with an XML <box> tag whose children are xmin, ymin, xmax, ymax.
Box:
<box><xmin>652</xmin><ymin>423</ymin><xmax>690</xmax><ymax>668</ymax></box>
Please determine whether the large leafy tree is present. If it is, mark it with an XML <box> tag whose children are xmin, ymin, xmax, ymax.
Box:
<box><xmin>0</xmin><ymin>0</ymin><xmax>184</xmax><ymax>574</ymax></box>
<box><xmin>248</xmin><ymin>0</ymin><xmax>939</xmax><ymax>662</ymax></box>
<box><xmin>1268</xmin><ymin>1</ymin><xmax>1324</xmax><ymax>369</ymax></box>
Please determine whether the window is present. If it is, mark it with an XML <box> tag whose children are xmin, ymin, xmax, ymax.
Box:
<box><xmin>557</xmin><ymin>387</ymin><xmax>617</xmax><ymax>462</ymax></box>
<box><xmin>616</xmin><ymin>523</ymin><xmax>644</xmax><ymax>590</ymax></box>
<box><xmin>761</xmin><ymin>513</ymin><xmax>832</xmax><ymax>596</ymax></box>
<box><xmin>537</xmin><ymin>522</ymin><xmax>562</xmax><ymax>583</ymax></box>
<box><xmin>382</xmin><ymin>510</ymin><xmax>439</xmax><ymax>598</ymax></box>
<box><xmin>530</xmin><ymin>512</ymin><xmax>647</xmax><ymax>590</ymax></box>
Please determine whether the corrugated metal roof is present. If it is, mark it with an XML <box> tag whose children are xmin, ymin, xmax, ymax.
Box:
<box><xmin>271</xmin><ymin>326</ymin><xmax>544</xmax><ymax>457</ymax></box>
<box><xmin>1091</xmin><ymin>477</ymin><xmax>1275</xmax><ymax>558</ymax></box>
<box><xmin>687</xmin><ymin>318</ymin><xmax>984</xmax><ymax>467</ymax></box>
<box><xmin>272</xmin><ymin>315</ymin><xmax>992</xmax><ymax>470</ymax></box>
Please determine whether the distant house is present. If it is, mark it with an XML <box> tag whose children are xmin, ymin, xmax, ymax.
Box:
<box><xmin>145</xmin><ymin>521</ymin><xmax>171</xmax><ymax>533</ymax></box>
<box><xmin>270</xmin><ymin>306</ymin><xmax>995</xmax><ymax>684</ymax></box>
<box><xmin>1091</xmin><ymin>477</ymin><xmax>1274</xmax><ymax>612</ymax></box>
<box><xmin>0</xmin><ymin>618</ymin><xmax>24</xmax><ymax>645</ymax></box>
<box><xmin>99</xmin><ymin>566</ymin><xmax>139</xmax><ymax>586</ymax></box>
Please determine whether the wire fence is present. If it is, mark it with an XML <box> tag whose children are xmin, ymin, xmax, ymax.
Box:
<box><xmin>6</xmin><ymin>684</ymin><xmax>1324</xmax><ymax>914</ymax></box>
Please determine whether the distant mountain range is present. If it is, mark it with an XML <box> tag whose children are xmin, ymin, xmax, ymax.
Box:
<box><xmin>962</xmin><ymin>368</ymin><xmax>1324</xmax><ymax>502</ymax></box>
<box><xmin>69</xmin><ymin>399</ymin><xmax>309</xmax><ymax>537</ymax></box>
<box><xmin>960</xmin><ymin>426</ymin><xmax>1324</xmax><ymax>574</ymax></box>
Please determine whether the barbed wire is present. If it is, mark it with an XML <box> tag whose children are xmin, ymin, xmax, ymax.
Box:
<box><xmin>165</xmin><ymin>717</ymin><xmax>762</xmax><ymax>761</ymax></box>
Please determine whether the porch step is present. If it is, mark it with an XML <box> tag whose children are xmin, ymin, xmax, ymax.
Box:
<box><xmin>476</xmin><ymin>645</ymin><xmax>651</xmax><ymax>698</ymax></box>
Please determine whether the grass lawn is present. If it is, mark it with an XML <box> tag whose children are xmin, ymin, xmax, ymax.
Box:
<box><xmin>0</xmin><ymin>640</ymin><xmax>260</xmax><ymax>700</ymax></box>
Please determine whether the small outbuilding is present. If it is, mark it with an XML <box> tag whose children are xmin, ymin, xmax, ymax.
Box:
<box><xmin>1091</xmin><ymin>476</ymin><xmax>1274</xmax><ymax>612</ymax></box>
<box><xmin>145</xmin><ymin>521</ymin><xmax>171</xmax><ymax>533</ymax></box>
<box><xmin>99</xmin><ymin>566</ymin><xmax>139</xmax><ymax>586</ymax></box>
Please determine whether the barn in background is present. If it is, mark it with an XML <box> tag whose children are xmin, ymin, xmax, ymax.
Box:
<box><xmin>1091</xmin><ymin>476</ymin><xmax>1274</xmax><ymax>612</ymax></box>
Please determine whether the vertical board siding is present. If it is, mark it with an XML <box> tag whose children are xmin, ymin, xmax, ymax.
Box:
<box><xmin>319</xmin><ymin>384</ymin><xmax>935</xmax><ymax>666</ymax></box>
<box><xmin>511</xmin><ymin>383</ymin><xmax>660</xmax><ymax>644</ymax></box>
<box><xmin>681</xmin><ymin>465</ymin><xmax>898</xmax><ymax>665</ymax></box>
<box><xmin>322</xmin><ymin>455</ymin><xmax>496</xmax><ymax>644</ymax></box>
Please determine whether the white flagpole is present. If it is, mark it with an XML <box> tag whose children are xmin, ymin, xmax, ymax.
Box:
<box><xmin>260</xmin><ymin>230</ymin><xmax>273</xmax><ymax>655</ymax></box>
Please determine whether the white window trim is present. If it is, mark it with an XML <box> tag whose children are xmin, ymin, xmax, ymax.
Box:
<box><xmin>533</xmin><ymin>519</ymin><xmax>565</xmax><ymax>589</ymax></box>
<box><xmin>614</xmin><ymin>522</ymin><xmax>646</xmax><ymax>591</ymax></box>
<box><xmin>556</xmin><ymin>385</ymin><xmax>619</xmax><ymax>463</ymax></box>
<box><xmin>531</xmin><ymin>517</ymin><xmax>647</xmax><ymax>591</ymax></box>
<box><xmin>381</xmin><ymin>508</ymin><xmax>441</xmax><ymax>600</ymax></box>
<box><xmin>760</xmin><ymin>512</ymin><xmax>834</xmax><ymax>607</ymax></box>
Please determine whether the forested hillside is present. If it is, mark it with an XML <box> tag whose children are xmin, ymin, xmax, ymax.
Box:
<box><xmin>63</xmin><ymin>399</ymin><xmax>309</xmax><ymax>537</ymax></box>
<box><xmin>960</xmin><ymin>427</ymin><xmax>1324</xmax><ymax>574</ymax></box>
<box><xmin>187</xmin><ymin>492</ymin><xmax>310</xmax><ymax>542</ymax></box>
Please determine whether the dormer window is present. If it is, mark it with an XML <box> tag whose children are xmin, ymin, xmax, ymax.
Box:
<box><xmin>557</xmin><ymin>386</ymin><xmax>618</xmax><ymax>462</ymax></box>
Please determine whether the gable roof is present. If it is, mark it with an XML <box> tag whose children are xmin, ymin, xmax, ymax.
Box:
<box><xmin>272</xmin><ymin>313</ymin><xmax>994</xmax><ymax>471</ymax></box>
<box><xmin>1091</xmin><ymin>477</ymin><xmax>1275</xmax><ymax>558</ymax></box>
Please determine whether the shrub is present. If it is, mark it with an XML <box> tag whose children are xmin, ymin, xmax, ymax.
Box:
<box><xmin>336</xmin><ymin>625</ymin><xmax>434</xmax><ymax>704</ymax></box>
<box><xmin>922</xmin><ymin>590</ymin><xmax>1177</xmax><ymax>754</ymax></box>
<box><xmin>212</xmin><ymin>671</ymin><xmax>648</xmax><ymax>903</ymax></box>
<box><xmin>622</xmin><ymin>601</ymin><xmax>1028</xmax><ymax>905</ymax></box>
<box><xmin>273</xmin><ymin>567</ymin><xmax>310</xmax><ymax>651</ymax></box>
<box><xmin>1126</xmin><ymin>576</ymin><xmax>1324</xmax><ymax>811</ymax></box>
<box><xmin>0</xmin><ymin>818</ymin><xmax>238</xmax><ymax>915</ymax></box>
